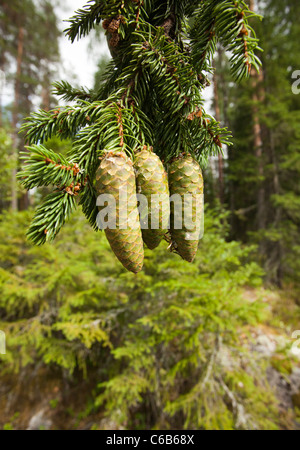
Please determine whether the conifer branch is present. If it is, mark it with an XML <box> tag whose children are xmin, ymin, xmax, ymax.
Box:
<box><xmin>64</xmin><ymin>1</ymin><xmax>104</xmax><ymax>43</ymax></box>
<box><xmin>190</xmin><ymin>1</ymin><xmax>217</xmax><ymax>73</ymax></box>
<box><xmin>214</xmin><ymin>0</ymin><xmax>262</xmax><ymax>80</ymax></box>
<box><xmin>65</xmin><ymin>0</ymin><xmax>147</xmax><ymax>44</ymax></box>
<box><xmin>186</xmin><ymin>108</ymin><xmax>232</xmax><ymax>160</ymax></box>
<box><xmin>27</xmin><ymin>191</ymin><xmax>77</xmax><ymax>245</ymax></box>
<box><xmin>52</xmin><ymin>80</ymin><xmax>93</xmax><ymax>102</ymax></box>
<box><xmin>190</xmin><ymin>0</ymin><xmax>262</xmax><ymax>80</ymax></box>
<box><xmin>18</xmin><ymin>145</ymin><xmax>84</xmax><ymax>190</ymax></box>
<box><xmin>21</xmin><ymin>102</ymin><xmax>104</xmax><ymax>144</ymax></box>
<box><xmin>79</xmin><ymin>179</ymin><xmax>99</xmax><ymax>231</ymax></box>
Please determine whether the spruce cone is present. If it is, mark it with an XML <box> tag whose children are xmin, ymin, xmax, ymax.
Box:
<box><xmin>134</xmin><ymin>148</ymin><xmax>170</xmax><ymax>250</ymax></box>
<box><xmin>169</xmin><ymin>154</ymin><xmax>204</xmax><ymax>262</ymax></box>
<box><xmin>96</xmin><ymin>152</ymin><xmax>144</xmax><ymax>273</ymax></box>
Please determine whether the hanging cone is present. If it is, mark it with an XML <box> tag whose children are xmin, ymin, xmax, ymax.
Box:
<box><xmin>96</xmin><ymin>151</ymin><xmax>144</xmax><ymax>273</ymax></box>
<box><xmin>134</xmin><ymin>148</ymin><xmax>170</xmax><ymax>250</ymax></box>
<box><xmin>168</xmin><ymin>154</ymin><xmax>204</xmax><ymax>262</ymax></box>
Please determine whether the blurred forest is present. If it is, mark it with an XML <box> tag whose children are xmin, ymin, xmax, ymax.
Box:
<box><xmin>0</xmin><ymin>0</ymin><xmax>299</xmax><ymax>430</ymax></box>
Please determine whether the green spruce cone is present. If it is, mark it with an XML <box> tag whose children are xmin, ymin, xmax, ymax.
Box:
<box><xmin>134</xmin><ymin>148</ymin><xmax>170</xmax><ymax>250</ymax></box>
<box><xmin>169</xmin><ymin>154</ymin><xmax>204</xmax><ymax>263</ymax></box>
<box><xmin>96</xmin><ymin>151</ymin><xmax>144</xmax><ymax>273</ymax></box>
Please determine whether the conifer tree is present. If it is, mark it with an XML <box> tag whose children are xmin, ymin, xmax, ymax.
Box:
<box><xmin>19</xmin><ymin>0</ymin><xmax>261</xmax><ymax>271</ymax></box>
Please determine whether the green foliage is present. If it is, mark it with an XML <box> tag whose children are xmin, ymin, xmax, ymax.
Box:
<box><xmin>17</xmin><ymin>143</ymin><xmax>83</xmax><ymax>244</ymax></box>
<box><xmin>18</xmin><ymin>145</ymin><xmax>83</xmax><ymax>191</ymax></box>
<box><xmin>26</xmin><ymin>191</ymin><xmax>77</xmax><ymax>245</ymax></box>
<box><xmin>0</xmin><ymin>207</ymin><xmax>281</xmax><ymax>429</ymax></box>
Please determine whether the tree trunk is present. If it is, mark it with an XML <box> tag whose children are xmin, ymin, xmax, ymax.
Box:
<box><xmin>11</xmin><ymin>26</ymin><xmax>24</xmax><ymax>211</ymax></box>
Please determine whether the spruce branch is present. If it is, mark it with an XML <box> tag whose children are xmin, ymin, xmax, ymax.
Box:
<box><xmin>79</xmin><ymin>179</ymin><xmax>99</xmax><ymax>231</ymax></box>
<box><xmin>65</xmin><ymin>0</ymin><xmax>147</xmax><ymax>44</ymax></box>
<box><xmin>130</xmin><ymin>26</ymin><xmax>231</xmax><ymax>159</ymax></box>
<box><xmin>18</xmin><ymin>146</ymin><xmax>87</xmax><ymax>245</ymax></box>
<box><xmin>18</xmin><ymin>145</ymin><xmax>84</xmax><ymax>190</ymax></box>
<box><xmin>183</xmin><ymin>0</ymin><xmax>205</xmax><ymax>18</ymax></box>
<box><xmin>185</xmin><ymin>108</ymin><xmax>232</xmax><ymax>161</ymax></box>
<box><xmin>214</xmin><ymin>0</ymin><xmax>262</xmax><ymax>80</ymax></box>
<box><xmin>27</xmin><ymin>191</ymin><xmax>77</xmax><ymax>245</ymax></box>
<box><xmin>64</xmin><ymin>0</ymin><xmax>104</xmax><ymax>43</ymax></box>
<box><xmin>190</xmin><ymin>0</ymin><xmax>262</xmax><ymax>81</ymax></box>
<box><xmin>190</xmin><ymin>1</ymin><xmax>217</xmax><ymax>73</ymax></box>
<box><xmin>20</xmin><ymin>102</ymin><xmax>104</xmax><ymax>144</ymax></box>
<box><xmin>70</xmin><ymin>100</ymin><xmax>152</xmax><ymax>167</ymax></box>
<box><xmin>52</xmin><ymin>80</ymin><xmax>93</xmax><ymax>102</ymax></box>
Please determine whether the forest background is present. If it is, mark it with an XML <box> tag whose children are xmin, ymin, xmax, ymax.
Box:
<box><xmin>0</xmin><ymin>0</ymin><xmax>299</xmax><ymax>430</ymax></box>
